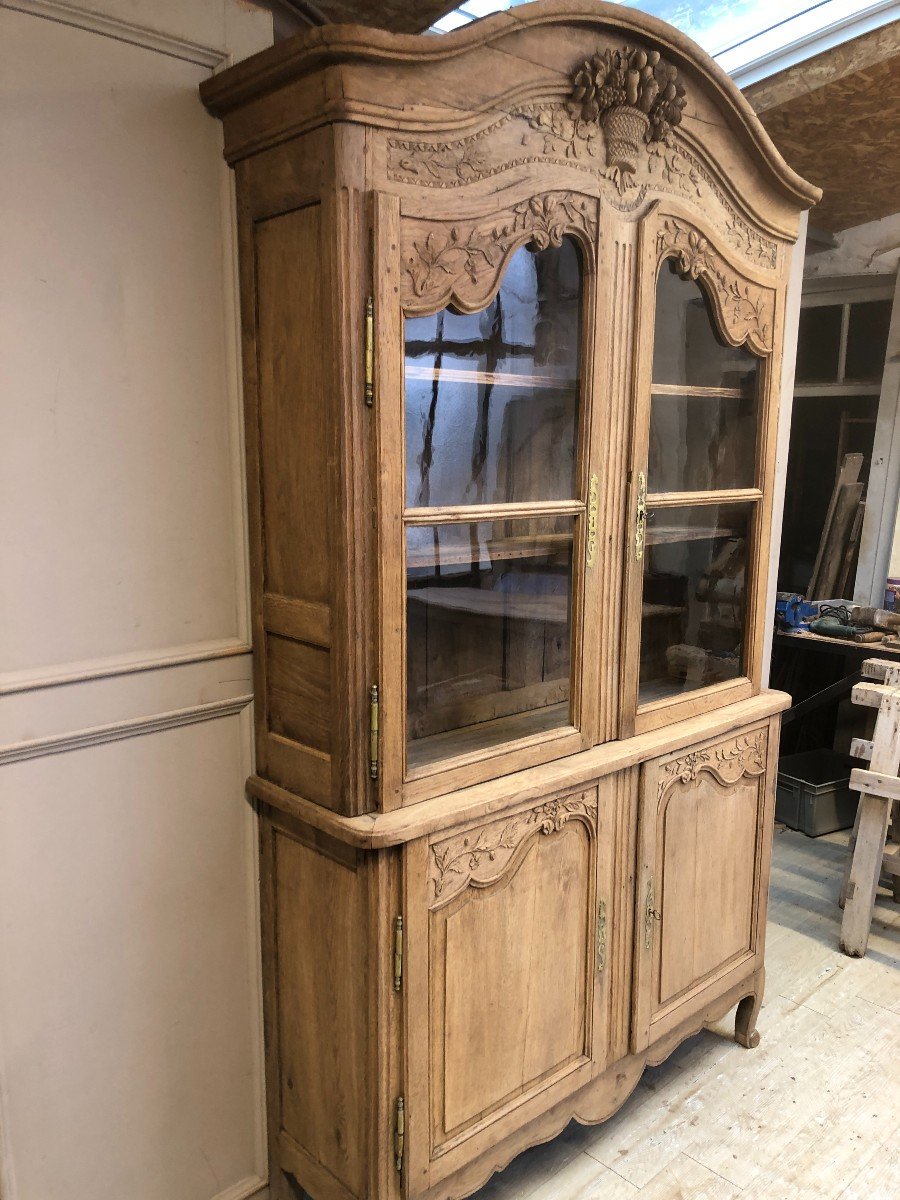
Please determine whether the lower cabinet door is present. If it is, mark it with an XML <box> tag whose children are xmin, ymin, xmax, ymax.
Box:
<box><xmin>632</xmin><ymin>723</ymin><xmax>775</xmax><ymax>1051</ymax></box>
<box><xmin>404</xmin><ymin>786</ymin><xmax>611</xmax><ymax>1193</ymax></box>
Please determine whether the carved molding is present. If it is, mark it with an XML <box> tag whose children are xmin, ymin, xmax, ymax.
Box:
<box><xmin>656</xmin><ymin>217</ymin><xmax>775</xmax><ymax>354</ymax></box>
<box><xmin>657</xmin><ymin>729</ymin><xmax>767</xmax><ymax>805</ymax></box>
<box><xmin>429</xmin><ymin>791</ymin><xmax>597</xmax><ymax>906</ymax></box>
<box><xmin>401</xmin><ymin>192</ymin><xmax>598</xmax><ymax>314</ymax></box>
<box><xmin>387</xmin><ymin>103</ymin><xmax>777</xmax><ymax>271</ymax></box>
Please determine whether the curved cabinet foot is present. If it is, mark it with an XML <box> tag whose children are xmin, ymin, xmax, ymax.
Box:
<box><xmin>734</xmin><ymin>970</ymin><xmax>764</xmax><ymax>1049</ymax></box>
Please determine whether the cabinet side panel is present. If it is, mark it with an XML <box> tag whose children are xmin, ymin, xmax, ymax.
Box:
<box><xmin>255</xmin><ymin>204</ymin><xmax>335</xmax><ymax>804</ymax></box>
<box><xmin>256</xmin><ymin>204</ymin><xmax>330</xmax><ymax>604</ymax></box>
<box><xmin>272</xmin><ymin>827</ymin><xmax>367</xmax><ymax>1197</ymax></box>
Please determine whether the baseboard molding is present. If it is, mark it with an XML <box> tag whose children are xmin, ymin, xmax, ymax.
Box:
<box><xmin>213</xmin><ymin>1175</ymin><xmax>269</xmax><ymax>1200</ymax></box>
<box><xmin>0</xmin><ymin>694</ymin><xmax>253</xmax><ymax>765</ymax></box>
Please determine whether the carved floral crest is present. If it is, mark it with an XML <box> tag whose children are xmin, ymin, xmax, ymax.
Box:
<box><xmin>657</xmin><ymin>730</ymin><xmax>767</xmax><ymax>803</ymax></box>
<box><xmin>569</xmin><ymin>45</ymin><xmax>687</xmax><ymax>174</ymax></box>
<box><xmin>429</xmin><ymin>792</ymin><xmax>597</xmax><ymax>906</ymax></box>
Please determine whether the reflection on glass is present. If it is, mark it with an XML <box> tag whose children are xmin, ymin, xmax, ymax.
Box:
<box><xmin>406</xmin><ymin>518</ymin><xmax>574</xmax><ymax>768</ymax></box>
<box><xmin>845</xmin><ymin>299</ymin><xmax>892</xmax><ymax>382</ymax></box>
<box><xmin>795</xmin><ymin>305</ymin><xmax>842</xmax><ymax>383</ymax></box>
<box><xmin>639</xmin><ymin>504</ymin><xmax>749</xmax><ymax>704</ymax></box>
<box><xmin>649</xmin><ymin>393</ymin><xmax>757</xmax><ymax>492</ymax></box>
<box><xmin>653</xmin><ymin>260</ymin><xmax>758</xmax><ymax>391</ymax></box>
<box><xmin>404</xmin><ymin>239</ymin><xmax>582</xmax><ymax>508</ymax></box>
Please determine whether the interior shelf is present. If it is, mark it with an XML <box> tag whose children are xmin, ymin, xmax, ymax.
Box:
<box><xmin>407</xmin><ymin>700</ymin><xmax>571</xmax><ymax>773</ymax></box>
<box><xmin>650</xmin><ymin>382</ymin><xmax>751</xmax><ymax>399</ymax></box>
<box><xmin>405</xmin><ymin>363</ymin><xmax>577</xmax><ymax>390</ymax></box>
<box><xmin>407</xmin><ymin>586</ymin><xmax>569</xmax><ymax>623</ymax></box>
<box><xmin>646</xmin><ymin>525</ymin><xmax>741</xmax><ymax>546</ymax></box>
<box><xmin>407</xmin><ymin>533</ymin><xmax>573</xmax><ymax>570</ymax></box>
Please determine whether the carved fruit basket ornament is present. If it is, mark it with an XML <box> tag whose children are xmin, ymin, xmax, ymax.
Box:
<box><xmin>569</xmin><ymin>45</ymin><xmax>687</xmax><ymax>174</ymax></box>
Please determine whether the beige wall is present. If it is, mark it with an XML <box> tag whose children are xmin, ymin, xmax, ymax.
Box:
<box><xmin>0</xmin><ymin>3</ymin><xmax>272</xmax><ymax>1198</ymax></box>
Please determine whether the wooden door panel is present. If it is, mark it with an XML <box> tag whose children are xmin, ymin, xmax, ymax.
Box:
<box><xmin>633</xmin><ymin>723</ymin><xmax>773</xmax><ymax>1050</ymax></box>
<box><xmin>438</xmin><ymin>824</ymin><xmax>590</xmax><ymax>1136</ymax></box>
<box><xmin>407</xmin><ymin>786</ymin><xmax>609</xmax><ymax>1189</ymax></box>
<box><xmin>657</xmin><ymin>774</ymin><xmax>757</xmax><ymax>1005</ymax></box>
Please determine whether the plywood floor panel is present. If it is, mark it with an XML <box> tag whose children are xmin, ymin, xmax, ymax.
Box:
<box><xmin>475</xmin><ymin>829</ymin><xmax>900</xmax><ymax>1200</ymax></box>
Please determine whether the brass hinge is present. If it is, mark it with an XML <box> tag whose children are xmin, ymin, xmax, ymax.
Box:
<box><xmin>586</xmin><ymin>472</ymin><xmax>599</xmax><ymax>568</ymax></box>
<box><xmin>393</xmin><ymin>915</ymin><xmax>403</xmax><ymax>992</ymax></box>
<box><xmin>364</xmin><ymin>295</ymin><xmax>374</xmax><ymax>407</ymax></box>
<box><xmin>596</xmin><ymin>898</ymin><xmax>607</xmax><ymax>973</ymax></box>
<box><xmin>369</xmin><ymin>684</ymin><xmax>379</xmax><ymax>781</ymax></box>
<box><xmin>394</xmin><ymin>1096</ymin><xmax>405</xmax><ymax>1174</ymax></box>
<box><xmin>634</xmin><ymin>470</ymin><xmax>647</xmax><ymax>561</ymax></box>
<box><xmin>644</xmin><ymin>877</ymin><xmax>661</xmax><ymax>950</ymax></box>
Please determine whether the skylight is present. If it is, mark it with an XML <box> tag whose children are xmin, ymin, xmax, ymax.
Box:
<box><xmin>430</xmin><ymin>0</ymin><xmax>899</xmax><ymax>85</ymax></box>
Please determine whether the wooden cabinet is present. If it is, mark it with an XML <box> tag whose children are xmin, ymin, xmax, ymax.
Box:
<box><xmin>200</xmin><ymin>4</ymin><xmax>818</xmax><ymax>1198</ymax></box>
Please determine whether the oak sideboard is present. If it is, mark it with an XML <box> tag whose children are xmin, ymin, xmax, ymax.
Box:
<box><xmin>200</xmin><ymin>5</ymin><xmax>819</xmax><ymax>1198</ymax></box>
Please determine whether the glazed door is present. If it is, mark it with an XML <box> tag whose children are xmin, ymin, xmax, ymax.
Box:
<box><xmin>621</xmin><ymin>205</ymin><xmax>781</xmax><ymax>737</ymax></box>
<box><xmin>404</xmin><ymin>785</ymin><xmax>613</xmax><ymax>1193</ymax></box>
<box><xmin>374</xmin><ymin>191</ymin><xmax>603</xmax><ymax>808</ymax></box>
<box><xmin>632</xmin><ymin>722</ymin><xmax>776</xmax><ymax>1051</ymax></box>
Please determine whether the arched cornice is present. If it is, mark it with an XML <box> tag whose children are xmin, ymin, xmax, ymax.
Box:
<box><xmin>200</xmin><ymin>0</ymin><xmax>820</xmax><ymax>211</ymax></box>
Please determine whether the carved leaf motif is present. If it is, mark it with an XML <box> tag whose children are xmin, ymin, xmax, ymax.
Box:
<box><xmin>657</xmin><ymin>730</ymin><xmax>767</xmax><ymax>803</ymax></box>
<box><xmin>429</xmin><ymin>792</ymin><xmax>597</xmax><ymax>906</ymax></box>
<box><xmin>401</xmin><ymin>191</ymin><xmax>597</xmax><ymax>312</ymax></box>
<box><xmin>656</xmin><ymin>217</ymin><xmax>774</xmax><ymax>353</ymax></box>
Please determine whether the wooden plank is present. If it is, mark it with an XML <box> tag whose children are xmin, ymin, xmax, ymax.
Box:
<box><xmin>848</xmin><ymin>768</ymin><xmax>900</xmax><ymax>801</ymax></box>
<box><xmin>850</xmin><ymin>680</ymin><xmax>900</xmax><ymax>709</ymax></box>
<box><xmin>860</xmin><ymin>657</ymin><xmax>900</xmax><ymax>682</ymax></box>
<box><xmin>814</xmin><ymin>481</ymin><xmax>864</xmax><ymax>600</ymax></box>
<box><xmin>834</xmin><ymin>499</ymin><xmax>865</xmax><ymax>599</ymax></box>
<box><xmin>849</xmin><ymin>737</ymin><xmax>873</xmax><ymax>761</ymax></box>
<box><xmin>806</xmin><ymin>453</ymin><xmax>863</xmax><ymax>598</ymax></box>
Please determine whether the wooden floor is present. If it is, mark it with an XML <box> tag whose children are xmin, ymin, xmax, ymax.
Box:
<box><xmin>475</xmin><ymin>828</ymin><xmax>900</xmax><ymax>1200</ymax></box>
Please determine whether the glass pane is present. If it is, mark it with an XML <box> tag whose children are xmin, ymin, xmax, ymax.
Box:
<box><xmin>639</xmin><ymin>503</ymin><xmax>750</xmax><ymax>704</ymax></box>
<box><xmin>406</xmin><ymin>517</ymin><xmax>574</xmax><ymax>769</ymax></box>
<box><xmin>795</xmin><ymin>305</ymin><xmax>842</xmax><ymax>383</ymax></box>
<box><xmin>649</xmin><ymin>392</ymin><xmax>757</xmax><ymax>493</ymax></box>
<box><xmin>845</xmin><ymin>299</ymin><xmax>891</xmax><ymax>382</ymax></box>
<box><xmin>404</xmin><ymin>239</ymin><xmax>582</xmax><ymax>508</ymax></box>
<box><xmin>653</xmin><ymin>260</ymin><xmax>758</xmax><ymax>391</ymax></box>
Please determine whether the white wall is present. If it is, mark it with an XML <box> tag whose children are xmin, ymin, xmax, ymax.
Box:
<box><xmin>0</xmin><ymin>3</ymin><xmax>272</xmax><ymax>1198</ymax></box>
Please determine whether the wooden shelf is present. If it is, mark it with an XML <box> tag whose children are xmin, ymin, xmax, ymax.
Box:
<box><xmin>405</xmin><ymin>363</ymin><xmax>577</xmax><ymax>390</ymax></box>
<box><xmin>642</xmin><ymin>602</ymin><xmax>687</xmax><ymax>618</ymax></box>
<box><xmin>646</xmin><ymin>525</ymin><xmax>742</xmax><ymax>546</ymax></box>
<box><xmin>650</xmin><ymin>383</ymin><xmax>751</xmax><ymax>399</ymax></box>
<box><xmin>407</xmin><ymin>701</ymin><xmax>570</xmax><ymax>774</ymax></box>
<box><xmin>407</xmin><ymin>586</ymin><xmax>569</xmax><ymax>624</ymax></box>
<box><xmin>407</xmin><ymin>533</ymin><xmax>573</xmax><ymax>570</ymax></box>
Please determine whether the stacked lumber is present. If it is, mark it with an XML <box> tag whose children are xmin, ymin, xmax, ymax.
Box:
<box><xmin>806</xmin><ymin>453</ymin><xmax>866</xmax><ymax>600</ymax></box>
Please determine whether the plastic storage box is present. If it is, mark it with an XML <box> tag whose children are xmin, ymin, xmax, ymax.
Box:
<box><xmin>775</xmin><ymin>750</ymin><xmax>858</xmax><ymax>837</ymax></box>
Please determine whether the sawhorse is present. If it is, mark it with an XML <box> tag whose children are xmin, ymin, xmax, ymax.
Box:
<box><xmin>839</xmin><ymin>658</ymin><xmax>900</xmax><ymax>957</ymax></box>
